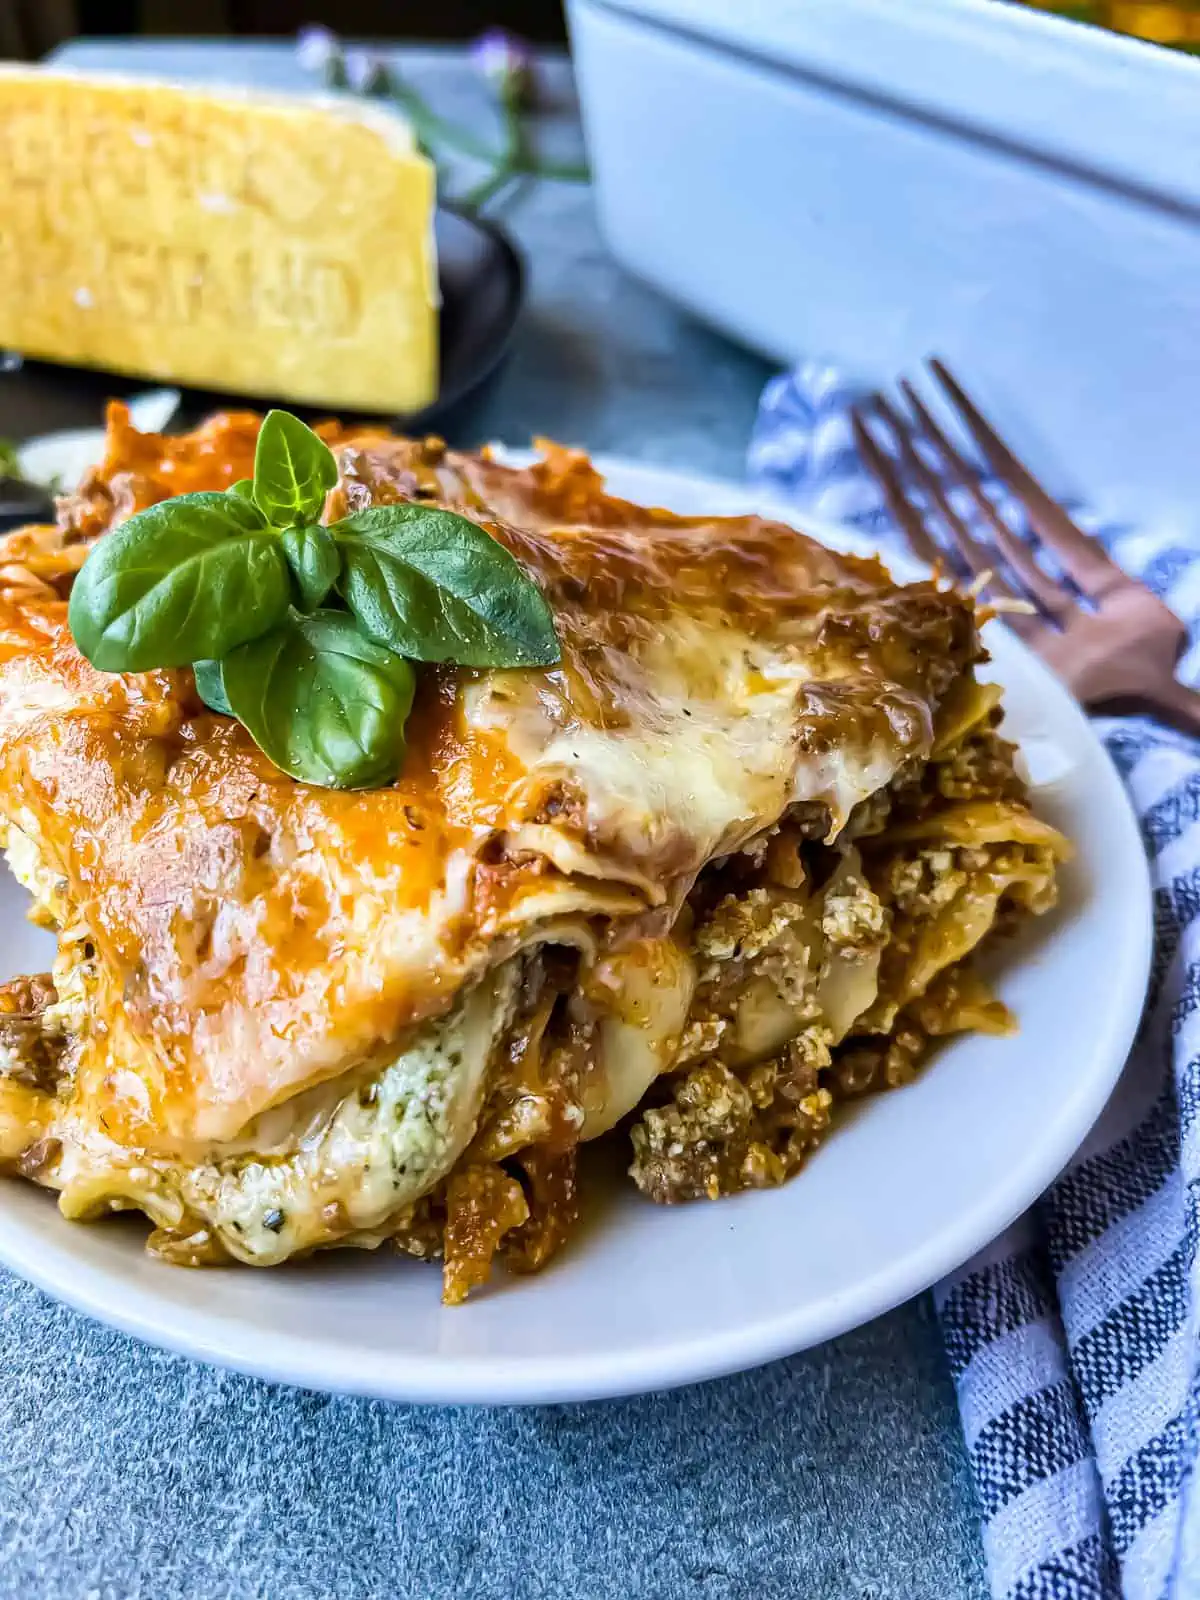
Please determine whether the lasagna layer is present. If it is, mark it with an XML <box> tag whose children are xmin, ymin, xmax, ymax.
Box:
<box><xmin>0</xmin><ymin>406</ymin><xmax>1068</xmax><ymax>1300</ymax></box>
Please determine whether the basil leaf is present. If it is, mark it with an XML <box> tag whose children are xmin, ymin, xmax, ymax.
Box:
<box><xmin>227</xmin><ymin>479</ymin><xmax>264</xmax><ymax>519</ymax></box>
<box><xmin>331</xmin><ymin>505</ymin><xmax>560</xmax><ymax>667</ymax></box>
<box><xmin>221</xmin><ymin>609</ymin><xmax>416</xmax><ymax>789</ymax></box>
<box><xmin>280</xmin><ymin>524</ymin><xmax>341</xmax><ymax>612</ymax></box>
<box><xmin>68</xmin><ymin>492</ymin><xmax>292</xmax><ymax>672</ymax></box>
<box><xmin>193</xmin><ymin>659</ymin><xmax>232</xmax><ymax>716</ymax></box>
<box><xmin>253</xmin><ymin>410</ymin><xmax>338</xmax><ymax>527</ymax></box>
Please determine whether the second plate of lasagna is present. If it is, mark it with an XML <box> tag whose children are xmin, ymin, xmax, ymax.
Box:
<box><xmin>0</xmin><ymin>410</ymin><xmax>1151</xmax><ymax>1402</ymax></box>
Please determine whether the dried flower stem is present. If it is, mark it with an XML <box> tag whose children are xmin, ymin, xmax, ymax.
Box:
<box><xmin>297</xmin><ymin>27</ymin><xmax>589</xmax><ymax>213</ymax></box>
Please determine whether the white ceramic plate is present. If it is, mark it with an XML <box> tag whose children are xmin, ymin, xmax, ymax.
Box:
<box><xmin>0</xmin><ymin>456</ymin><xmax>1152</xmax><ymax>1404</ymax></box>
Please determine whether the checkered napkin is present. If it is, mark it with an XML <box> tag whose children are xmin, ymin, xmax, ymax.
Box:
<box><xmin>749</xmin><ymin>364</ymin><xmax>1200</xmax><ymax>1600</ymax></box>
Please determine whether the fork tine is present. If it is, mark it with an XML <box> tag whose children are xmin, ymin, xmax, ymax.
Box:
<box><xmin>849</xmin><ymin>408</ymin><xmax>945</xmax><ymax>570</ymax></box>
<box><xmin>870</xmin><ymin>396</ymin><xmax>996</xmax><ymax>579</ymax></box>
<box><xmin>896</xmin><ymin>381</ymin><xmax>1073</xmax><ymax>621</ymax></box>
<box><xmin>929</xmin><ymin>358</ymin><xmax>1123</xmax><ymax>597</ymax></box>
<box><xmin>853</xmin><ymin>403</ymin><xmax>1036</xmax><ymax>630</ymax></box>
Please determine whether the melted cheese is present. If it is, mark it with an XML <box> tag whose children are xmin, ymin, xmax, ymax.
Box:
<box><xmin>580</xmin><ymin>936</ymin><xmax>696</xmax><ymax>1139</ymax></box>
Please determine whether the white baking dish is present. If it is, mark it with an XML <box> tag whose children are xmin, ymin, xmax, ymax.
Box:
<box><xmin>566</xmin><ymin>0</ymin><xmax>1200</xmax><ymax>531</ymax></box>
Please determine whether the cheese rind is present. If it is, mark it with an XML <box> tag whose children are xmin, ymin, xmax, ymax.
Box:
<box><xmin>0</xmin><ymin>66</ymin><xmax>438</xmax><ymax>413</ymax></box>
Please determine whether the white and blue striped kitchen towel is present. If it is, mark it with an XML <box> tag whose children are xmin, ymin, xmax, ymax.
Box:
<box><xmin>750</xmin><ymin>364</ymin><xmax>1200</xmax><ymax>1600</ymax></box>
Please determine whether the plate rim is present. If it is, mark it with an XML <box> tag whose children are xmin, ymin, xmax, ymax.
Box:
<box><xmin>0</xmin><ymin>454</ymin><xmax>1154</xmax><ymax>1404</ymax></box>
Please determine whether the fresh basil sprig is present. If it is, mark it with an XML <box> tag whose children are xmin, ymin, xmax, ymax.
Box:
<box><xmin>68</xmin><ymin>492</ymin><xmax>292</xmax><ymax>671</ymax></box>
<box><xmin>280</xmin><ymin>524</ymin><xmax>340</xmax><ymax>612</ymax></box>
<box><xmin>227</xmin><ymin>479</ymin><xmax>261</xmax><ymax>510</ymax></box>
<box><xmin>333</xmin><ymin>505</ymin><xmax>560</xmax><ymax>667</ymax></box>
<box><xmin>222</xmin><ymin>610</ymin><xmax>416</xmax><ymax>790</ymax></box>
<box><xmin>192</xmin><ymin>659</ymin><xmax>233</xmax><ymax>716</ymax></box>
<box><xmin>67</xmin><ymin>409</ymin><xmax>559</xmax><ymax>789</ymax></box>
<box><xmin>252</xmin><ymin>408</ymin><xmax>338</xmax><ymax>527</ymax></box>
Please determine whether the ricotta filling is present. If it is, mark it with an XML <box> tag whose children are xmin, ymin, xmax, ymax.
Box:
<box><xmin>172</xmin><ymin>962</ymin><xmax>519</xmax><ymax>1263</ymax></box>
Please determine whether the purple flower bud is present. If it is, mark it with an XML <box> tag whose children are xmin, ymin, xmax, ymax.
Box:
<box><xmin>344</xmin><ymin>47</ymin><xmax>385</xmax><ymax>96</ymax></box>
<box><xmin>295</xmin><ymin>24</ymin><xmax>341</xmax><ymax>75</ymax></box>
<box><xmin>471</xmin><ymin>27</ymin><xmax>536</xmax><ymax>107</ymax></box>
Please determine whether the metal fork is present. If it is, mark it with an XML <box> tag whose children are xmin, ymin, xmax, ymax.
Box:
<box><xmin>852</xmin><ymin>358</ymin><xmax>1200</xmax><ymax>736</ymax></box>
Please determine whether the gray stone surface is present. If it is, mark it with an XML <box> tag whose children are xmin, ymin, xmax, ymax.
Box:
<box><xmin>0</xmin><ymin>40</ymin><xmax>988</xmax><ymax>1600</ymax></box>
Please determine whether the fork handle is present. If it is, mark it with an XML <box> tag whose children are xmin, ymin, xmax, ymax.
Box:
<box><xmin>1102</xmin><ymin>676</ymin><xmax>1200</xmax><ymax>738</ymax></box>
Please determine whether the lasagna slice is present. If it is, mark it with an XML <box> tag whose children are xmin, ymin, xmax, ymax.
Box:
<box><xmin>0</xmin><ymin>405</ymin><xmax>1069</xmax><ymax>1301</ymax></box>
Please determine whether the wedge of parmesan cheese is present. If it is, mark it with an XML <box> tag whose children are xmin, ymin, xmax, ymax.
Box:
<box><xmin>0</xmin><ymin>66</ymin><xmax>438</xmax><ymax>414</ymax></box>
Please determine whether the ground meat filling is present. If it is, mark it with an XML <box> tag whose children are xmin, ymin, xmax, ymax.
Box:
<box><xmin>0</xmin><ymin>974</ymin><xmax>67</xmax><ymax>1094</ymax></box>
<box><xmin>628</xmin><ymin>713</ymin><xmax>1057</xmax><ymax>1206</ymax></box>
<box><xmin>630</xmin><ymin>1040</ymin><xmax>835</xmax><ymax>1205</ymax></box>
<box><xmin>628</xmin><ymin>840</ymin><xmax>879</xmax><ymax>1203</ymax></box>
<box><xmin>389</xmin><ymin>949</ymin><xmax>588</xmax><ymax>1302</ymax></box>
